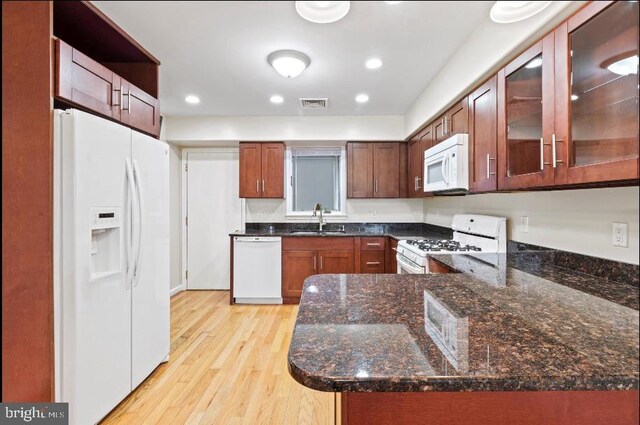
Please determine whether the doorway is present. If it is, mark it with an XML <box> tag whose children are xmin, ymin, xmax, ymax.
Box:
<box><xmin>183</xmin><ymin>149</ymin><xmax>243</xmax><ymax>290</ymax></box>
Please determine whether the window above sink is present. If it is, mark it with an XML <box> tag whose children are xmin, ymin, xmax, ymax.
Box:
<box><xmin>285</xmin><ymin>146</ymin><xmax>347</xmax><ymax>217</ymax></box>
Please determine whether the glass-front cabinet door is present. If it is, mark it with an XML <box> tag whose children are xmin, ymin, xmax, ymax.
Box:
<box><xmin>554</xmin><ymin>0</ymin><xmax>639</xmax><ymax>184</ymax></box>
<box><xmin>498</xmin><ymin>33</ymin><xmax>556</xmax><ymax>190</ymax></box>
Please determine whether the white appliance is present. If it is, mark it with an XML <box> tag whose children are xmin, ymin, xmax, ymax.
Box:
<box><xmin>233</xmin><ymin>236</ymin><xmax>282</xmax><ymax>304</ymax></box>
<box><xmin>54</xmin><ymin>109</ymin><xmax>170</xmax><ymax>425</ymax></box>
<box><xmin>424</xmin><ymin>134</ymin><xmax>469</xmax><ymax>193</ymax></box>
<box><xmin>396</xmin><ymin>214</ymin><xmax>507</xmax><ymax>275</ymax></box>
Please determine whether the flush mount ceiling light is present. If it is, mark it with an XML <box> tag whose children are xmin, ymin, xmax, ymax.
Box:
<box><xmin>295</xmin><ymin>1</ymin><xmax>350</xmax><ymax>24</ymax></box>
<box><xmin>365</xmin><ymin>58</ymin><xmax>383</xmax><ymax>70</ymax></box>
<box><xmin>490</xmin><ymin>1</ymin><xmax>552</xmax><ymax>24</ymax></box>
<box><xmin>384</xmin><ymin>1</ymin><xmax>403</xmax><ymax>4</ymax></box>
<box><xmin>184</xmin><ymin>95</ymin><xmax>200</xmax><ymax>104</ymax></box>
<box><xmin>355</xmin><ymin>93</ymin><xmax>369</xmax><ymax>103</ymax></box>
<box><xmin>603</xmin><ymin>54</ymin><xmax>639</xmax><ymax>76</ymax></box>
<box><xmin>267</xmin><ymin>50</ymin><xmax>311</xmax><ymax>78</ymax></box>
<box><xmin>524</xmin><ymin>57</ymin><xmax>543</xmax><ymax>69</ymax></box>
<box><xmin>270</xmin><ymin>95</ymin><xmax>284</xmax><ymax>104</ymax></box>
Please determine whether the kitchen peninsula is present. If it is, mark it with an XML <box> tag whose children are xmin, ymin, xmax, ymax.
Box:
<box><xmin>288</xmin><ymin>249</ymin><xmax>639</xmax><ymax>425</ymax></box>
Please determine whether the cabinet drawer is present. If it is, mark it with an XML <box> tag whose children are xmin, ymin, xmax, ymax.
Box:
<box><xmin>282</xmin><ymin>237</ymin><xmax>354</xmax><ymax>251</ymax></box>
<box><xmin>360</xmin><ymin>237</ymin><xmax>386</xmax><ymax>251</ymax></box>
<box><xmin>360</xmin><ymin>251</ymin><xmax>385</xmax><ymax>273</ymax></box>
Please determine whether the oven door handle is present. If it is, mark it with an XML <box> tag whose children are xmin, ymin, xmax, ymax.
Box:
<box><xmin>396</xmin><ymin>253</ymin><xmax>426</xmax><ymax>274</ymax></box>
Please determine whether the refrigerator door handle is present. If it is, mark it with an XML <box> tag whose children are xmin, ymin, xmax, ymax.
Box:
<box><xmin>132</xmin><ymin>159</ymin><xmax>144</xmax><ymax>286</ymax></box>
<box><xmin>125</xmin><ymin>158</ymin><xmax>137</xmax><ymax>289</ymax></box>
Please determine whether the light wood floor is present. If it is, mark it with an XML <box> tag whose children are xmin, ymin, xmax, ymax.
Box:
<box><xmin>101</xmin><ymin>291</ymin><xmax>335</xmax><ymax>425</ymax></box>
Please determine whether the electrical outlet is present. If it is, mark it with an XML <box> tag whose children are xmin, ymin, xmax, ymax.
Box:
<box><xmin>612</xmin><ymin>223</ymin><xmax>628</xmax><ymax>247</ymax></box>
<box><xmin>520</xmin><ymin>216</ymin><xmax>529</xmax><ymax>233</ymax></box>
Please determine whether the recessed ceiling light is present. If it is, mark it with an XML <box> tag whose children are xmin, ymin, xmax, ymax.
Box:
<box><xmin>295</xmin><ymin>1</ymin><xmax>350</xmax><ymax>24</ymax></box>
<box><xmin>355</xmin><ymin>94</ymin><xmax>369</xmax><ymax>103</ymax></box>
<box><xmin>605</xmin><ymin>54</ymin><xmax>638</xmax><ymax>76</ymax></box>
<box><xmin>185</xmin><ymin>95</ymin><xmax>200</xmax><ymax>104</ymax></box>
<box><xmin>524</xmin><ymin>57</ymin><xmax>543</xmax><ymax>69</ymax></box>
<box><xmin>365</xmin><ymin>58</ymin><xmax>383</xmax><ymax>70</ymax></box>
<box><xmin>267</xmin><ymin>50</ymin><xmax>311</xmax><ymax>78</ymax></box>
<box><xmin>571</xmin><ymin>94</ymin><xmax>579</xmax><ymax>101</ymax></box>
<box><xmin>270</xmin><ymin>95</ymin><xmax>284</xmax><ymax>104</ymax></box>
<box><xmin>490</xmin><ymin>1</ymin><xmax>552</xmax><ymax>24</ymax></box>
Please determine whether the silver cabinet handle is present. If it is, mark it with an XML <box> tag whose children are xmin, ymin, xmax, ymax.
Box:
<box><xmin>256</xmin><ymin>180</ymin><xmax>259</xmax><ymax>193</ymax></box>
<box><xmin>416</xmin><ymin>177</ymin><xmax>421</xmax><ymax>190</ymax></box>
<box><xmin>122</xmin><ymin>91</ymin><xmax>130</xmax><ymax>112</ymax></box>
<box><xmin>552</xmin><ymin>134</ymin><xmax>563</xmax><ymax>167</ymax></box>
<box><xmin>486</xmin><ymin>154</ymin><xmax>496</xmax><ymax>179</ymax></box>
<box><xmin>414</xmin><ymin>176</ymin><xmax>418</xmax><ymax>191</ymax></box>
<box><xmin>313</xmin><ymin>256</ymin><xmax>317</xmax><ymax>271</ymax></box>
<box><xmin>113</xmin><ymin>88</ymin><xmax>121</xmax><ymax>108</ymax></box>
<box><xmin>320</xmin><ymin>256</ymin><xmax>323</xmax><ymax>270</ymax></box>
<box><xmin>539</xmin><ymin>137</ymin><xmax>544</xmax><ymax>171</ymax></box>
<box><xmin>375</xmin><ymin>180</ymin><xmax>378</xmax><ymax>193</ymax></box>
<box><xmin>366</xmin><ymin>243</ymin><xmax>381</xmax><ymax>246</ymax></box>
<box><xmin>366</xmin><ymin>261</ymin><xmax>381</xmax><ymax>265</ymax></box>
<box><xmin>262</xmin><ymin>179</ymin><xmax>265</xmax><ymax>192</ymax></box>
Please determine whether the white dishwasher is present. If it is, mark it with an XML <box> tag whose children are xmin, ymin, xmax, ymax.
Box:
<box><xmin>233</xmin><ymin>236</ymin><xmax>282</xmax><ymax>304</ymax></box>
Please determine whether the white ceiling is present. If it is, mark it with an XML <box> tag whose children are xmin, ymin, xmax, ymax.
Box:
<box><xmin>93</xmin><ymin>1</ymin><xmax>494</xmax><ymax>116</ymax></box>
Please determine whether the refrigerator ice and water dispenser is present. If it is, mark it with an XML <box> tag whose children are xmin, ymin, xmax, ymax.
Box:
<box><xmin>90</xmin><ymin>207</ymin><xmax>121</xmax><ymax>281</ymax></box>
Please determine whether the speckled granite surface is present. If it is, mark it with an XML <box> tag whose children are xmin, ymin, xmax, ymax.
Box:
<box><xmin>230</xmin><ymin>222</ymin><xmax>452</xmax><ymax>240</ymax></box>
<box><xmin>288</xmin><ymin>253</ymin><xmax>639</xmax><ymax>392</ymax></box>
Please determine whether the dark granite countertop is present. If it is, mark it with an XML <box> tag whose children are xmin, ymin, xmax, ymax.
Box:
<box><xmin>288</xmin><ymin>252</ymin><xmax>639</xmax><ymax>393</ymax></box>
<box><xmin>230</xmin><ymin>222</ymin><xmax>451</xmax><ymax>241</ymax></box>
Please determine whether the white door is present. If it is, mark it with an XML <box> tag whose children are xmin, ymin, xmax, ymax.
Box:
<box><xmin>131</xmin><ymin>130</ymin><xmax>170</xmax><ymax>388</ymax></box>
<box><xmin>186</xmin><ymin>150</ymin><xmax>242</xmax><ymax>290</ymax></box>
<box><xmin>60</xmin><ymin>110</ymin><xmax>132</xmax><ymax>425</ymax></box>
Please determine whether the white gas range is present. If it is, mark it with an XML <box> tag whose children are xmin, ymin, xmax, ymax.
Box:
<box><xmin>396</xmin><ymin>214</ymin><xmax>507</xmax><ymax>275</ymax></box>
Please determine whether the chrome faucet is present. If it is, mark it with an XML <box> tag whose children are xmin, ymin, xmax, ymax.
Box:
<box><xmin>313</xmin><ymin>203</ymin><xmax>325</xmax><ymax>231</ymax></box>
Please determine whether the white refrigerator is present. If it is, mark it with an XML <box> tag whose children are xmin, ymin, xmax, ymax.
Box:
<box><xmin>54</xmin><ymin>109</ymin><xmax>170</xmax><ymax>425</ymax></box>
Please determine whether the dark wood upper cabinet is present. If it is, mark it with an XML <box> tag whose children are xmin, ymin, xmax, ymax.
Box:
<box><xmin>55</xmin><ymin>39</ymin><xmax>119</xmax><ymax>120</ymax></box>
<box><xmin>239</xmin><ymin>143</ymin><xmax>262</xmax><ymax>198</ymax></box>
<box><xmin>120</xmin><ymin>79</ymin><xmax>160</xmax><ymax>137</ymax></box>
<box><xmin>261</xmin><ymin>143</ymin><xmax>285</xmax><ymax>198</ymax></box>
<box><xmin>408</xmin><ymin>125</ymin><xmax>433</xmax><ymax>198</ymax></box>
<box><xmin>498</xmin><ymin>33</ymin><xmax>556</xmax><ymax>190</ymax></box>
<box><xmin>239</xmin><ymin>142</ymin><xmax>284</xmax><ymax>198</ymax></box>
<box><xmin>348</xmin><ymin>142</ymin><xmax>404</xmax><ymax>198</ymax></box>
<box><xmin>347</xmin><ymin>143</ymin><xmax>375</xmax><ymax>198</ymax></box>
<box><xmin>469</xmin><ymin>76</ymin><xmax>498</xmax><ymax>193</ymax></box>
<box><xmin>448</xmin><ymin>97</ymin><xmax>469</xmax><ymax>136</ymax></box>
<box><xmin>373</xmin><ymin>143</ymin><xmax>401</xmax><ymax>197</ymax></box>
<box><xmin>55</xmin><ymin>39</ymin><xmax>160</xmax><ymax>137</ymax></box>
<box><xmin>408</xmin><ymin>138</ymin><xmax>423</xmax><ymax>197</ymax></box>
<box><xmin>433</xmin><ymin>113</ymin><xmax>448</xmax><ymax>145</ymax></box>
<box><xmin>554</xmin><ymin>0</ymin><xmax>639</xmax><ymax>185</ymax></box>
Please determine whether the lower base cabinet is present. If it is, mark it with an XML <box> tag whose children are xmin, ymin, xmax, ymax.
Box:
<box><xmin>282</xmin><ymin>238</ymin><xmax>355</xmax><ymax>304</ymax></box>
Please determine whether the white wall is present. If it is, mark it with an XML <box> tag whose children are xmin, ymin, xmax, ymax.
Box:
<box><xmin>168</xmin><ymin>144</ymin><xmax>183</xmax><ymax>291</ymax></box>
<box><xmin>247</xmin><ymin>198</ymin><xmax>424</xmax><ymax>223</ymax></box>
<box><xmin>423</xmin><ymin>187</ymin><xmax>640</xmax><ymax>265</ymax></box>
<box><xmin>164</xmin><ymin>115</ymin><xmax>405</xmax><ymax>144</ymax></box>
<box><xmin>404</xmin><ymin>1</ymin><xmax>586</xmax><ymax>137</ymax></box>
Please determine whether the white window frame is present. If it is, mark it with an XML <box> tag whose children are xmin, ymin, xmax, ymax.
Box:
<box><xmin>285</xmin><ymin>146</ymin><xmax>347</xmax><ymax>218</ymax></box>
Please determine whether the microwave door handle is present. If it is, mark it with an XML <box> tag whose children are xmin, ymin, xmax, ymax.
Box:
<box><xmin>441</xmin><ymin>153</ymin><xmax>450</xmax><ymax>185</ymax></box>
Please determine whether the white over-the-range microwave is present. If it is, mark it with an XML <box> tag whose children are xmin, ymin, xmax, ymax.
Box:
<box><xmin>424</xmin><ymin>134</ymin><xmax>469</xmax><ymax>193</ymax></box>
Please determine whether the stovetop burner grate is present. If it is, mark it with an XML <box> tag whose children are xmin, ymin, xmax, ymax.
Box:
<box><xmin>405</xmin><ymin>239</ymin><xmax>482</xmax><ymax>252</ymax></box>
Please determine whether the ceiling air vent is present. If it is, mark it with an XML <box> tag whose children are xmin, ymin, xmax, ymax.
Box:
<box><xmin>299</xmin><ymin>98</ymin><xmax>328</xmax><ymax>109</ymax></box>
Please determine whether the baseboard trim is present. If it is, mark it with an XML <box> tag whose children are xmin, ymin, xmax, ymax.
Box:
<box><xmin>170</xmin><ymin>284</ymin><xmax>185</xmax><ymax>297</ymax></box>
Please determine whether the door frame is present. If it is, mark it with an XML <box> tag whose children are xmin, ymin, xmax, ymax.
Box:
<box><xmin>181</xmin><ymin>147</ymin><xmax>245</xmax><ymax>290</ymax></box>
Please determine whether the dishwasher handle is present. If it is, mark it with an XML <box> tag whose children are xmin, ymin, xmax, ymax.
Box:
<box><xmin>234</xmin><ymin>236</ymin><xmax>282</xmax><ymax>243</ymax></box>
